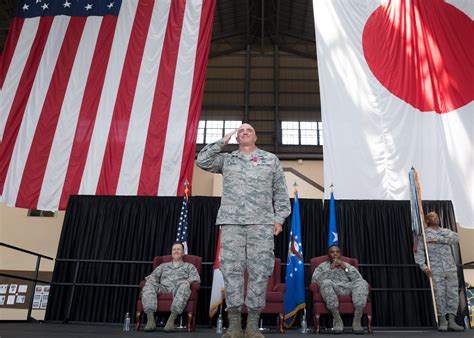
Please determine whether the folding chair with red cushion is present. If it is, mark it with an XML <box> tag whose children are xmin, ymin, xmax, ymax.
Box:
<box><xmin>309</xmin><ymin>255</ymin><xmax>373</xmax><ymax>334</ymax></box>
<box><xmin>135</xmin><ymin>255</ymin><xmax>202</xmax><ymax>332</ymax></box>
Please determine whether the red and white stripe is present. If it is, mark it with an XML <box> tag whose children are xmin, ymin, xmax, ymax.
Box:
<box><xmin>0</xmin><ymin>0</ymin><xmax>216</xmax><ymax>210</ymax></box>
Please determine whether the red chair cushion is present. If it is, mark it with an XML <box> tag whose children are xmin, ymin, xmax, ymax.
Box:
<box><xmin>266</xmin><ymin>291</ymin><xmax>284</xmax><ymax>303</ymax></box>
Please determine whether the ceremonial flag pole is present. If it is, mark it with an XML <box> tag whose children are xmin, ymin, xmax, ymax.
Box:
<box><xmin>409</xmin><ymin>168</ymin><xmax>438</xmax><ymax>324</ymax></box>
<box><xmin>175</xmin><ymin>179</ymin><xmax>190</xmax><ymax>329</ymax></box>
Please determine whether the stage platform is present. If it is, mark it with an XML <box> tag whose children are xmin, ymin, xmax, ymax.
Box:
<box><xmin>1</xmin><ymin>323</ymin><xmax>471</xmax><ymax>338</ymax></box>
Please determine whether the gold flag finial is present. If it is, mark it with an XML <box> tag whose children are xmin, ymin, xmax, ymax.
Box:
<box><xmin>184</xmin><ymin>179</ymin><xmax>190</xmax><ymax>200</ymax></box>
<box><xmin>293</xmin><ymin>182</ymin><xmax>298</xmax><ymax>198</ymax></box>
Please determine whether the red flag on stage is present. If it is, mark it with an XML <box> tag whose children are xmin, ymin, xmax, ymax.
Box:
<box><xmin>209</xmin><ymin>229</ymin><xmax>225</xmax><ymax>318</ymax></box>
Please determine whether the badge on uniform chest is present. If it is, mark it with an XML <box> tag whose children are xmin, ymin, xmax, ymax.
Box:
<box><xmin>228</xmin><ymin>155</ymin><xmax>269</xmax><ymax>168</ymax></box>
<box><xmin>250</xmin><ymin>156</ymin><xmax>271</xmax><ymax>167</ymax></box>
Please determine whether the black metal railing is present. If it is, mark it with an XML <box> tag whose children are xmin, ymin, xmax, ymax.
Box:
<box><xmin>463</xmin><ymin>261</ymin><xmax>474</xmax><ymax>269</ymax></box>
<box><xmin>53</xmin><ymin>261</ymin><xmax>434</xmax><ymax>291</ymax></box>
<box><xmin>0</xmin><ymin>242</ymin><xmax>54</xmax><ymax>321</ymax></box>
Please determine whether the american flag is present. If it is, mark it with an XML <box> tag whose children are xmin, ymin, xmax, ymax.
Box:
<box><xmin>175</xmin><ymin>195</ymin><xmax>189</xmax><ymax>254</ymax></box>
<box><xmin>0</xmin><ymin>0</ymin><xmax>216</xmax><ymax>210</ymax></box>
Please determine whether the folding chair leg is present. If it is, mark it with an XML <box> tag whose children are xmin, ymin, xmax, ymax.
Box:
<box><xmin>314</xmin><ymin>314</ymin><xmax>320</xmax><ymax>334</ymax></box>
<box><xmin>187</xmin><ymin>312</ymin><xmax>193</xmax><ymax>332</ymax></box>
<box><xmin>367</xmin><ymin>314</ymin><xmax>373</xmax><ymax>334</ymax></box>
<box><xmin>135</xmin><ymin>311</ymin><xmax>141</xmax><ymax>331</ymax></box>
<box><xmin>278</xmin><ymin>313</ymin><xmax>284</xmax><ymax>333</ymax></box>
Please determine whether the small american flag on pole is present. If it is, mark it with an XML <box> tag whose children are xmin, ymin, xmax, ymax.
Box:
<box><xmin>0</xmin><ymin>0</ymin><xmax>216</xmax><ymax>210</ymax></box>
<box><xmin>175</xmin><ymin>180</ymin><xmax>190</xmax><ymax>254</ymax></box>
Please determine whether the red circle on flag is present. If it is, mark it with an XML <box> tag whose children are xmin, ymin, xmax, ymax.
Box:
<box><xmin>362</xmin><ymin>0</ymin><xmax>473</xmax><ymax>114</ymax></box>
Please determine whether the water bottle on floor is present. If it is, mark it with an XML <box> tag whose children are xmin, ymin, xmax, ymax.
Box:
<box><xmin>216</xmin><ymin>313</ymin><xmax>223</xmax><ymax>334</ymax></box>
<box><xmin>123</xmin><ymin>312</ymin><xmax>130</xmax><ymax>331</ymax></box>
<box><xmin>300</xmin><ymin>314</ymin><xmax>308</xmax><ymax>333</ymax></box>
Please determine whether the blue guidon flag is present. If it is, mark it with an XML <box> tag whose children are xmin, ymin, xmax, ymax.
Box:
<box><xmin>283</xmin><ymin>191</ymin><xmax>305</xmax><ymax>327</ymax></box>
<box><xmin>409</xmin><ymin>168</ymin><xmax>423</xmax><ymax>253</ymax></box>
<box><xmin>327</xmin><ymin>190</ymin><xmax>339</xmax><ymax>248</ymax></box>
<box><xmin>0</xmin><ymin>0</ymin><xmax>216</xmax><ymax>211</ymax></box>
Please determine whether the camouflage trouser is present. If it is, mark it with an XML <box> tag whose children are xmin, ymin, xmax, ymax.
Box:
<box><xmin>141</xmin><ymin>280</ymin><xmax>191</xmax><ymax>314</ymax></box>
<box><xmin>432</xmin><ymin>270</ymin><xmax>459</xmax><ymax>316</ymax></box>
<box><xmin>319</xmin><ymin>279</ymin><xmax>369</xmax><ymax>310</ymax></box>
<box><xmin>220</xmin><ymin>224</ymin><xmax>275</xmax><ymax>311</ymax></box>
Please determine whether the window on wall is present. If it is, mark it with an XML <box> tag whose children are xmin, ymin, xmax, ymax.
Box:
<box><xmin>281</xmin><ymin>121</ymin><xmax>323</xmax><ymax>146</ymax></box>
<box><xmin>281</xmin><ymin>121</ymin><xmax>299</xmax><ymax>145</ymax></box>
<box><xmin>205</xmin><ymin>120</ymin><xmax>223</xmax><ymax>143</ymax></box>
<box><xmin>27</xmin><ymin>209</ymin><xmax>56</xmax><ymax>217</ymax></box>
<box><xmin>196</xmin><ymin>120</ymin><xmax>242</xmax><ymax>144</ymax></box>
<box><xmin>196</xmin><ymin>121</ymin><xmax>205</xmax><ymax>144</ymax></box>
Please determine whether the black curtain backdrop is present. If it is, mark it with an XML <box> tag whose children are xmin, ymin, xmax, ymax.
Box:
<box><xmin>45</xmin><ymin>196</ymin><xmax>465</xmax><ymax>328</ymax></box>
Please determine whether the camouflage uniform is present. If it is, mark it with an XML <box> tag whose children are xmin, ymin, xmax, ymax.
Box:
<box><xmin>142</xmin><ymin>261</ymin><xmax>200</xmax><ymax>314</ymax></box>
<box><xmin>197</xmin><ymin>138</ymin><xmax>290</xmax><ymax>310</ymax></box>
<box><xmin>220</xmin><ymin>224</ymin><xmax>275</xmax><ymax>310</ymax></box>
<box><xmin>415</xmin><ymin>227</ymin><xmax>460</xmax><ymax>316</ymax></box>
<box><xmin>311</xmin><ymin>261</ymin><xmax>369</xmax><ymax>310</ymax></box>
